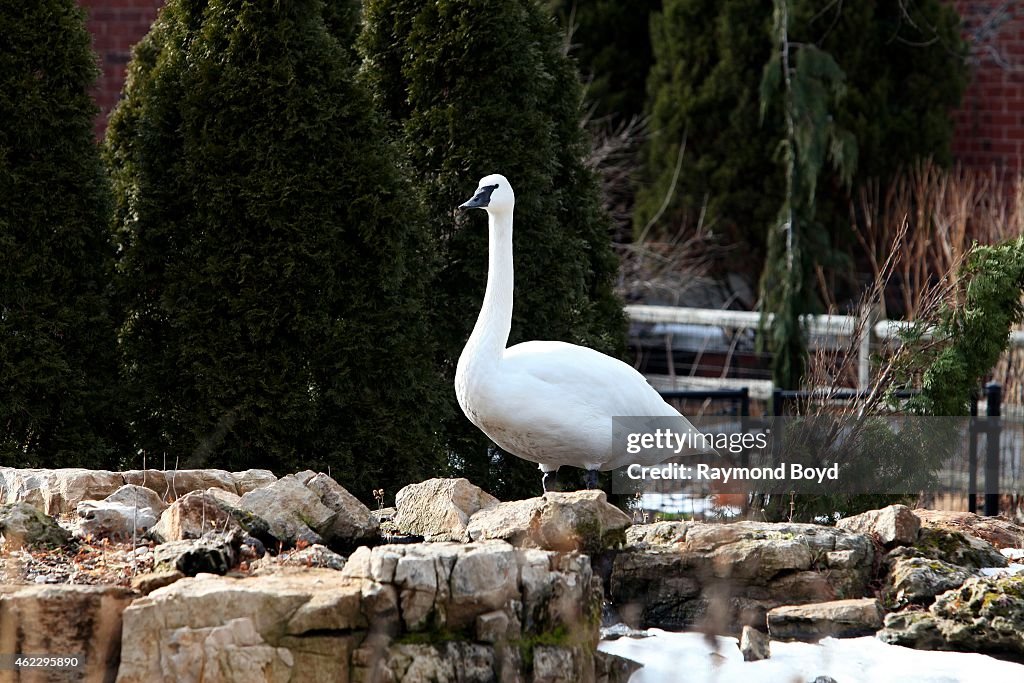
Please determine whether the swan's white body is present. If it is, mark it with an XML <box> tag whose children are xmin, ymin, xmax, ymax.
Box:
<box><xmin>455</xmin><ymin>174</ymin><xmax>708</xmax><ymax>477</ymax></box>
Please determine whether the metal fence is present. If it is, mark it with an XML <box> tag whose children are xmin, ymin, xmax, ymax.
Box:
<box><xmin>652</xmin><ymin>384</ymin><xmax>1020</xmax><ymax>518</ymax></box>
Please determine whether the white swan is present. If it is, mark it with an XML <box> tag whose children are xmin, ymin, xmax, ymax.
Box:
<box><xmin>454</xmin><ymin>174</ymin><xmax>712</xmax><ymax>491</ymax></box>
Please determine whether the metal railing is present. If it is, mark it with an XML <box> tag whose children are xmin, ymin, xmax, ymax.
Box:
<box><xmin>653</xmin><ymin>383</ymin><xmax>1009</xmax><ymax>517</ymax></box>
<box><xmin>629</xmin><ymin>304</ymin><xmax>1024</xmax><ymax>394</ymax></box>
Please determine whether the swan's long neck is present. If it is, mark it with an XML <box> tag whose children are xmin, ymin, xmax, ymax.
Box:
<box><xmin>465</xmin><ymin>209</ymin><xmax>514</xmax><ymax>364</ymax></box>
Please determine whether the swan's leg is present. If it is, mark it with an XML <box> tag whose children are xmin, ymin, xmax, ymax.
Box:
<box><xmin>540</xmin><ymin>464</ymin><xmax>560</xmax><ymax>493</ymax></box>
<box><xmin>583</xmin><ymin>469</ymin><xmax>599</xmax><ymax>490</ymax></box>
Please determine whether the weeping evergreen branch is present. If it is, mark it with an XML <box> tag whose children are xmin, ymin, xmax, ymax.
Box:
<box><xmin>758</xmin><ymin>0</ymin><xmax>857</xmax><ymax>389</ymax></box>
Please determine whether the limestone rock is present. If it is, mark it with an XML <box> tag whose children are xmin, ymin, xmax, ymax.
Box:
<box><xmin>447</xmin><ymin>544</ymin><xmax>520</xmax><ymax>630</ymax></box>
<box><xmin>120</xmin><ymin>469</ymin><xmax>168</xmax><ymax>496</ymax></box>
<box><xmin>359</xmin><ymin>641</ymin><xmax>508</xmax><ymax>683</ymax></box>
<box><xmin>304</xmin><ymin>473</ymin><xmax>378</xmax><ymax>544</ymax></box>
<box><xmin>276</xmin><ymin>634</ymin><xmax>353</xmax><ymax>683</ymax></box>
<box><xmin>231</xmin><ymin>469</ymin><xmax>277</xmax><ymax>495</ymax></box>
<box><xmin>153</xmin><ymin>532</ymin><xmax>242</xmax><ymax>576</ymax></box>
<box><xmin>118</xmin><ymin>570</ymin><xmax>365</xmax><ymax>675</ymax></box>
<box><xmin>76</xmin><ymin>484</ymin><xmax>166</xmax><ymax>541</ymax></box>
<box><xmin>77</xmin><ymin>498</ymin><xmax>159</xmax><ymax>542</ymax></box>
<box><xmin>878</xmin><ymin>574</ymin><xmax>1024</xmax><ymax>660</ymax></box>
<box><xmin>611</xmin><ymin>521</ymin><xmax>874</xmax><ymax>633</ymax></box>
<box><xmin>131</xmin><ymin>569</ymin><xmax>185</xmax><ymax>595</ymax></box>
<box><xmin>912</xmin><ymin>527</ymin><xmax>1007</xmax><ymax>569</ymax></box>
<box><xmin>595</xmin><ymin>650</ymin><xmax>643</xmax><ymax>683</ymax></box>
<box><xmin>151</xmin><ymin>490</ymin><xmax>247</xmax><ymax>543</ymax></box>
<box><xmin>341</xmin><ymin>541</ymin><xmax>601</xmax><ymax>639</ymax></box>
<box><xmin>117</xmin><ymin>569</ymin><xmax>367</xmax><ymax>682</ymax></box>
<box><xmin>159</xmin><ymin>617</ymin><xmax>293</xmax><ymax>683</ymax></box>
<box><xmin>105</xmin><ymin>483</ymin><xmax>168</xmax><ymax>513</ymax></box>
<box><xmin>877</xmin><ymin>610</ymin><xmax>949</xmax><ymax>651</ymax></box>
<box><xmin>475</xmin><ymin>610</ymin><xmax>511</xmax><ymax>643</ymax></box>
<box><xmin>0</xmin><ymin>502</ymin><xmax>71</xmax><ymax>549</ymax></box>
<box><xmin>121</xmin><ymin>469</ymin><xmax>240</xmax><ymax>503</ymax></box>
<box><xmin>52</xmin><ymin>469</ymin><xmax>125</xmax><ymax>514</ymax></box>
<box><xmin>836</xmin><ymin>504</ymin><xmax>920</xmax><ymax>546</ymax></box>
<box><xmin>739</xmin><ymin>624</ymin><xmax>770</xmax><ymax>661</ymax></box>
<box><xmin>0</xmin><ymin>471</ymin><xmax>49</xmax><ymax>511</ymax></box>
<box><xmin>534</xmin><ymin>645</ymin><xmax>594</xmax><ymax>683</ymax></box>
<box><xmin>238</xmin><ymin>475</ymin><xmax>334</xmax><ymax>546</ymax></box>
<box><xmin>0</xmin><ymin>584</ymin><xmax>133</xmax><ymax>681</ymax></box>
<box><xmin>467</xmin><ymin>490</ymin><xmax>631</xmax><ymax>553</ymax></box>
<box><xmin>393</xmin><ymin>477</ymin><xmax>499</xmax><ymax>542</ymax></box>
<box><xmin>624</xmin><ymin>521</ymin><xmax>687</xmax><ymax>548</ymax></box>
<box><xmin>0</xmin><ymin>467</ymin><xmax>122</xmax><ymax>514</ymax></box>
<box><xmin>149</xmin><ymin>489</ymin><xmax>276</xmax><ymax>548</ymax></box>
<box><xmin>768</xmin><ymin>598</ymin><xmax>884</xmax><ymax>641</ymax></box>
<box><xmin>203</xmin><ymin>487</ymin><xmax>242</xmax><ymax>507</ymax></box>
<box><xmin>886</xmin><ymin>556</ymin><xmax>974</xmax><ymax>606</ymax></box>
<box><xmin>157</xmin><ymin>470</ymin><xmax>238</xmax><ymax>499</ymax></box>
<box><xmin>914</xmin><ymin>509</ymin><xmax>1024</xmax><ymax>550</ymax></box>
<box><xmin>115</xmin><ymin>540</ymin><xmax>601</xmax><ymax>682</ymax></box>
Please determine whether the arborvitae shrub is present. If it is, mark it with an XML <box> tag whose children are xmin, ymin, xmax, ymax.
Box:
<box><xmin>359</xmin><ymin>0</ymin><xmax>627</xmax><ymax>497</ymax></box>
<box><xmin>636</xmin><ymin>0</ymin><xmax>966</xmax><ymax>287</ymax></box>
<box><xmin>547</xmin><ymin>0</ymin><xmax>662</xmax><ymax>124</ymax></box>
<box><xmin>0</xmin><ymin>0</ymin><xmax>123</xmax><ymax>466</ymax></box>
<box><xmin>106</xmin><ymin>0</ymin><xmax>447</xmax><ymax>498</ymax></box>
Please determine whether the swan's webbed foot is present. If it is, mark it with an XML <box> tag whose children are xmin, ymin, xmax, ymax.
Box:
<box><xmin>542</xmin><ymin>468</ymin><xmax>561</xmax><ymax>493</ymax></box>
<box><xmin>583</xmin><ymin>469</ymin><xmax>599</xmax><ymax>490</ymax></box>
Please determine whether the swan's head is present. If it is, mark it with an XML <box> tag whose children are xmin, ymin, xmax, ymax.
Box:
<box><xmin>458</xmin><ymin>174</ymin><xmax>515</xmax><ymax>214</ymax></box>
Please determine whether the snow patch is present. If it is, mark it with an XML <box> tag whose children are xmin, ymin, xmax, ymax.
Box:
<box><xmin>599</xmin><ymin>629</ymin><xmax>1024</xmax><ymax>683</ymax></box>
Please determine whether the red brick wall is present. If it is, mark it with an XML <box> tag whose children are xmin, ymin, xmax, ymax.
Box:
<box><xmin>78</xmin><ymin>0</ymin><xmax>164</xmax><ymax>138</ymax></box>
<box><xmin>74</xmin><ymin>0</ymin><xmax>1024</xmax><ymax>176</ymax></box>
<box><xmin>952</xmin><ymin>1</ymin><xmax>1024</xmax><ymax>172</ymax></box>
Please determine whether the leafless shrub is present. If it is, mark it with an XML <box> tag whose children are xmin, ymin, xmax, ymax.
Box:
<box><xmin>850</xmin><ymin>161</ymin><xmax>1016</xmax><ymax>321</ymax></box>
<box><xmin>585</xmin><ymin>113</ymin><xmax>648</xmax><ymax>240</ymax></box>
<box><xmin>852</xmin><ymin>162</ymin><xmax>1024</xmax><ymax>421</ymax></box>
<box><xmin>615</xmin><ymin>221</ymin><xmax>718</xmax><ymax>305</ymax></box>
<box><xmin>776</xmin><ymin>163</ymin><xmax>1024</xmax><ymax>518</ymax></box>
<box><xmin>807</xmin><ymin>217</ymin><xmax>958</xmax><ymax>414</ymax></box>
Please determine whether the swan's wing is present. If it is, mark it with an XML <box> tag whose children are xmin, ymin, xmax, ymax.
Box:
<box><xmin>471</xmin><ymin>340</ymin><xmax>713</xmax><ymax>470</ymax></box>
<box><xmin>502</xmin><ymin>340</ymin><xmax>682</xmax><ymax>418</ymax></box>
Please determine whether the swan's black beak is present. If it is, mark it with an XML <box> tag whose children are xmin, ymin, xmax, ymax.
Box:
<box><xmin>458</xmin><ymin>184</ymin><xmax>498</xmax><ymax>211</ymax></box>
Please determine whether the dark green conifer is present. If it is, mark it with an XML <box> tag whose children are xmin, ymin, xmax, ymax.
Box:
<box><xmin>546</xmin><ymin>0</ymin><xmax>662</xmax><ymax>124</ymax></box>
<box><xmin>106</xmin><ymin>0</ymin><xmax>446</xmax><ymax>497</ymax></box>
<box><xmin>359</xmin><ymin>0</ymin><xmax>626</xmax><ymax>497</ymax></box>
<box><xmin>0</xmin><ymin>0</ymin><xmax>123</xmax><ymax>466</ymax></box>
<box><xmin>636</xmin><ymin>0</ymin><xmax>966</xmax><ymax>276</ymax></box>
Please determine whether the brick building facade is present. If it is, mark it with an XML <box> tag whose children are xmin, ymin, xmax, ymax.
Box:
<box><xmin>952</xmin><ymin>1</ymin><xmax>1024</xmax><ymax>172</ymax></box>
<box><xmin>78</xmin><ymin>1</ymin><xmax>1024</xmax><ymax>173</ymax></box>
<box><xmin>79</xmin><ymin>0</ymin><xmax>163</xmax><ymax>138</ymax></box>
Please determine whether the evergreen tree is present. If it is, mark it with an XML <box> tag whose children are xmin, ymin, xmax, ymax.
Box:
<box><xmin>636</xmin><ymin>0</ymin><xmax>966</xmax><ymax>283</ymax></box>
<box><xmin>106</xmin><ymin>0</ymin><xmax>446</xmax><ymax>498</ymax></box>
<box><xmin>322</xmin><ymin>0</ymin><xmax>362</xmax><ymax>58</ymax></box>
<box><xmin>0</xmin><ymin>0</ymin><xmax>123</xmax><ymax>466</ymax></box>
<box><xmin>759</xmin><ymin>0</ymin><xmax>856</xmax><ymax>389</ymax></box>
<box><xmin>359</xmin><ymin>0</ymin><xmax>627</xmax><ymax>497</ymax></box>
<box><xmin>547</xmin><ymin>0</ymin><xmax>661</xmax><ymax>124</ymax></box>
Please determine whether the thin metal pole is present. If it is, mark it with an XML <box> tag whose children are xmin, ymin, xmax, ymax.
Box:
<box><xmin>984</xmin><ymin>382</ymin><xmax>1002</xmax><ymax>516</ymax></box>
<box><xmin>968</xmin><ymin>393</ymin><xmax>978</xmax><ymax>514</ymax></box>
